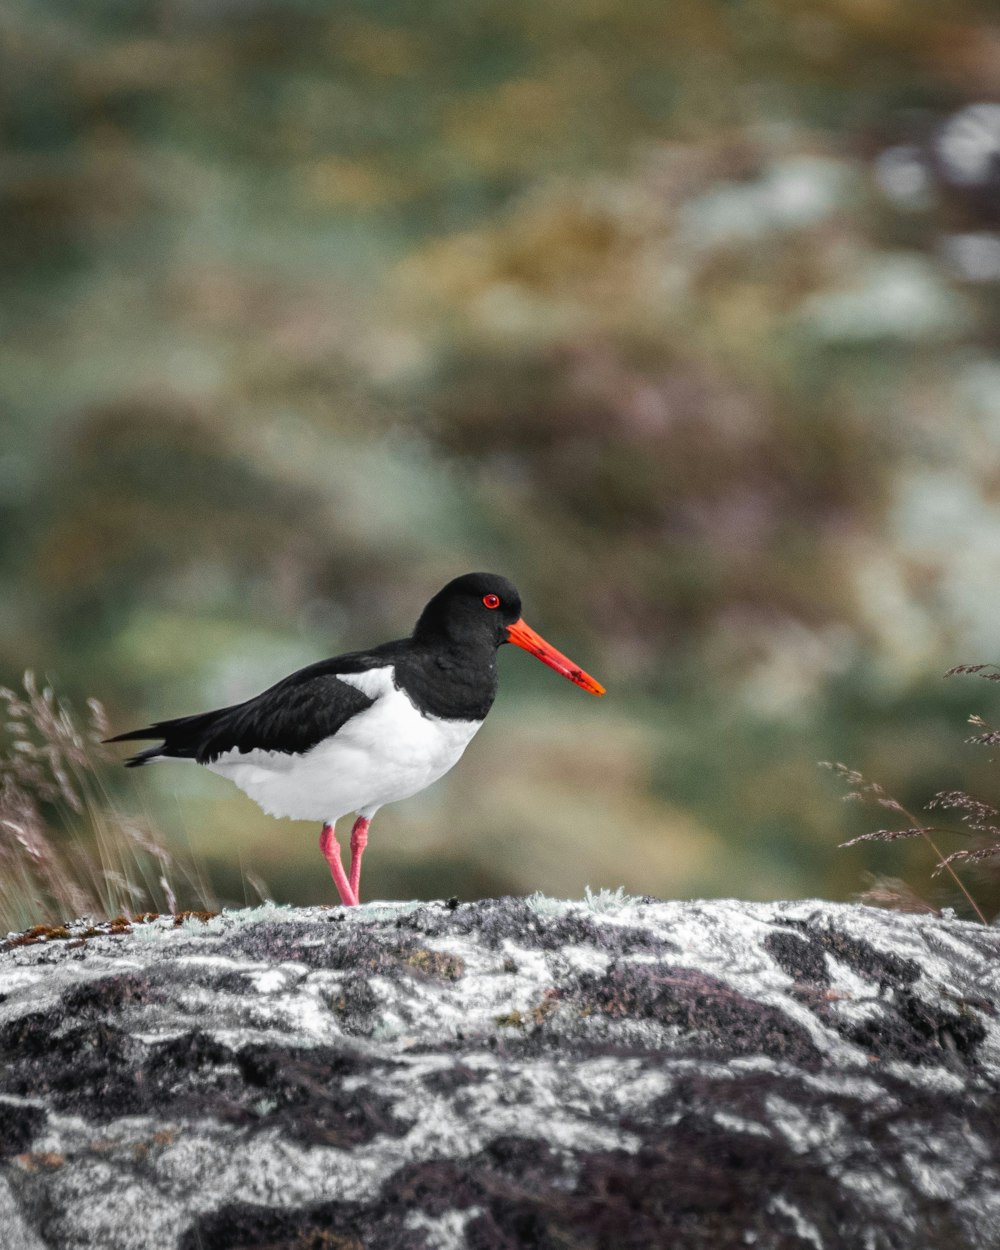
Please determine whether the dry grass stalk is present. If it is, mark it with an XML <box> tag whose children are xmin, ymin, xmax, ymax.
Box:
<box><xmin>0</xmin><ymin>673</ymin><xmax>210</xmax><ymax>934</ymax></box>
<box><xmin>822</xmin><ymin>761</ymin><xmax>990</xmax><ymax>925</ymax></box>
<box><xmin>825</xmin><ymin>662</ymin><xmax>1000</xmax><ymax>925</ymax></box>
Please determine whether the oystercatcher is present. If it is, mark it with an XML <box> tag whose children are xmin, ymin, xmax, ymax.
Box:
<box><xmin>107</xmin><ymin>572</ymin><xmax>604</xmax><ymax>906</ymax></box>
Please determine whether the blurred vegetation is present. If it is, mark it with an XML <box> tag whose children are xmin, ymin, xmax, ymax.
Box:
<box><xmin>3</xmin><ymin>0</ymin><xmax>1000</xmax><ymax>917</ymax></box>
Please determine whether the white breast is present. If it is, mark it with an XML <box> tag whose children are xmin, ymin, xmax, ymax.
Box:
<box><xmin>204</xmin><ymin>665</ymin><xmax>483</xmax><ymax>824</ymax></box>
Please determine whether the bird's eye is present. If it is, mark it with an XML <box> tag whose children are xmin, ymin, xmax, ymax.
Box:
<box><xmin>483</xmin><ymin>593</ymin><xmax>501</xmax><ymax>609</ymax></box>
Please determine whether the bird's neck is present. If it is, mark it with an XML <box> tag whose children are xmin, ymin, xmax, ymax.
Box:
<box><xmin>394</xmin><ymin>638</ymin><xmax>498</xmax><ymax>722</ymax></box>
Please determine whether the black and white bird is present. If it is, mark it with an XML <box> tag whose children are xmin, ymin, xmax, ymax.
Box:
<box><xmin>107</xmin><ymin>572</ymin><xmax>604</xmax><ymax>905</ymax></box>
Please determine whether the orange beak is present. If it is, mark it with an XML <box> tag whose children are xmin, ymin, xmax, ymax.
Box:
<box><xmin>506</xmin><ymin>618</ymin><xmax>605</xmax><ymax>696</ymax></box>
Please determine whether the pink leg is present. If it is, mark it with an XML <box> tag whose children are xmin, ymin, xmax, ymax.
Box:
<box><xmin>349</xmin><ymin>816</ymin><xmax>370</xmax><ymax>903</ymax></box>
<box><xmin>320</xmin><ymin>823</ymin><xmax>357</xmax><ymax>907</ymax></box>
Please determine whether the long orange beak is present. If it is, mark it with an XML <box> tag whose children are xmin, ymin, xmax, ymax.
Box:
<box><xmin>506</xmin><ymin>618</ymin><xmax>605</xmax><ymax>696</ymax></box>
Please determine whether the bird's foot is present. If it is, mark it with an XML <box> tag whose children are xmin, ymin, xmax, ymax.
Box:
<box><xmin>320</xmin><ymin>823</ymin><xmax>358</xmax><ymax>906</ymax></box>
<box><xmin>349</xmin><ymin>816</ymin><xmax>370</xmax><ymax>902</ymax></box>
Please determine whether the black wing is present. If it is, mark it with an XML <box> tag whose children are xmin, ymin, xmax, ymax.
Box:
<box><xmin>106</xmin><ymin>649</ymin><xmax>397</xmax><ymax>766</ymax></box>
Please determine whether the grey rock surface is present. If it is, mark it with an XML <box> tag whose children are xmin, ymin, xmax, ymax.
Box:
<box><xmin>0</xmin><ymin>894</ymin><xmax>998</xmax><ymax>1249</ymax></box>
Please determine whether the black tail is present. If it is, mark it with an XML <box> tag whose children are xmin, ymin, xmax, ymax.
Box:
<box><xmin>118</xmin><ymin>741</ymin><xmax>168</xmax><ymax>768</ymax></box>
<box><xmin>104</xmin><ymin>709</ymin><xmax>227</xmax><ymax>768</ymax></box>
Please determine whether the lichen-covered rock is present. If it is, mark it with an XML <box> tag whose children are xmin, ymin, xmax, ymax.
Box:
<box><xmin>0</xmin><ymin>895</ymin><xmax>998</xmax><ymax>1249</ymax></box>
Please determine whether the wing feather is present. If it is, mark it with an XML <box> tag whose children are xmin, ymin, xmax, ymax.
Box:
<box><xmin>106</xmin><ymin>650</ymin><xmax>395</xmax><ymax>766</ymax></box>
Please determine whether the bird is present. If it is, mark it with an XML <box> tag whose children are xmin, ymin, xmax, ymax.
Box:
<box><xmin>107</xmin><ymin>572</ymin><xmax>604</xmax><ymax>906</ymax></box>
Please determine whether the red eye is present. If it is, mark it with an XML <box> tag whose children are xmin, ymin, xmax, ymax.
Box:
<box><xmin>483</xmin><ymin>593</ymin><xmax>501</xmax><ymax>609</ymax></box>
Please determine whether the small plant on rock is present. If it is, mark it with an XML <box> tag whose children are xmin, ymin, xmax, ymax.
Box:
<box><xmin>0</xmin><ymin>672</ymin><xmax>209</xmax><ymax>934</ymax></box>
<box><xmin>826</xmin><ymin>664</ymin><xmax>1000</xmax><ymax>926</ymax></box>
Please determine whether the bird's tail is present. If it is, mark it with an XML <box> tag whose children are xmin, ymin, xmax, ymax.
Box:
<box><xmin>104</xmin><ymin>710</ymin><xmax>224</xmax><ymax>768</ymax></box>
<box><xmin>118</xmin><ymin>741</ymin><xmax>168</xmax><ymax>768</ymax></box>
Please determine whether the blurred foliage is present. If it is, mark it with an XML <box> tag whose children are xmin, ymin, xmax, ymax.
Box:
<box><xmin>3</xmin><ymin>0</ymin><xmax>1000</xmax><ymax>916</ymax></box>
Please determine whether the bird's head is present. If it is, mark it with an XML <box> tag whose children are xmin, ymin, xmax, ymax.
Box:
<box><xmin>414</xmin><ymin>572</ymin><xmax>604</xmax><ymax>696</ymax></box>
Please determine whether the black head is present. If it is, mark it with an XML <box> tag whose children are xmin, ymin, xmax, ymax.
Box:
<box><xmin>413</xmin><ymin>572</ymin><xmax>522</xmax><ymax>648</ymax></box>
<box><xmin>412</xmin><ymin>571</ymin><xmax>605</xmax><ymax>696</ymax></box>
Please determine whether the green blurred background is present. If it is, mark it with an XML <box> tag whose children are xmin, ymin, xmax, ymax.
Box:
<box><xmin>4</xmin><ymin>0</ymin><xmax>1000</xmax><ymax>913</ymax></box>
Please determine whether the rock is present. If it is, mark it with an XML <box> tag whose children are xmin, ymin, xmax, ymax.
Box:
<box><xmin>0</xmin><ymin>895</ymin><xmax>998</xmax><ymax>1249</ymax></box>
